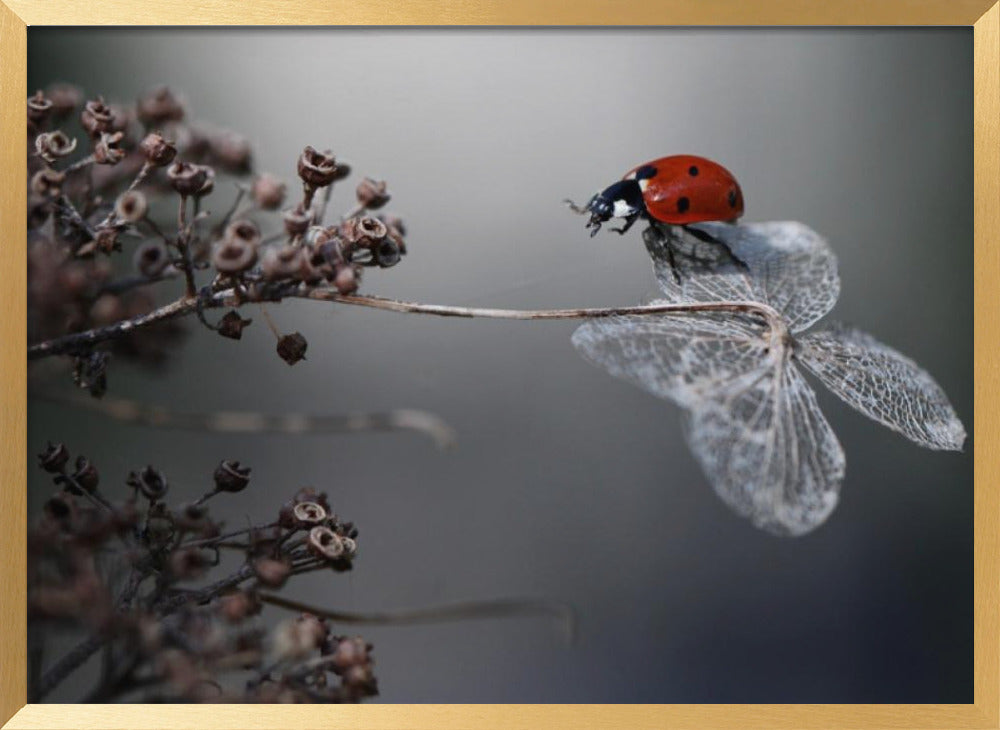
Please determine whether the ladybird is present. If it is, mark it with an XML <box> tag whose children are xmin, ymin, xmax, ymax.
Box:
<box><xmin>567</xmin><ymin>155</ymin><xmax>745</xmax><ymax>237</ymax></box>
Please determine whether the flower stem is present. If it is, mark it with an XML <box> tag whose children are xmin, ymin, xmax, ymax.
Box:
<box><xmin>27</xmin><ymin>288</ymin><xmax>780</xmax><ymax>361</ymax></box>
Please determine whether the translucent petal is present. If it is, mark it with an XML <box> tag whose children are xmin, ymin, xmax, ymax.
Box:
<box><xmin>645</xmin><ymin>221</ymin><xmax>840</xmax><ymax>333</ymax></box>
<box><xmin>795</xmin><ymin>324</ymin><xmax>967</xmax><ymax>451</ymax></box>
<box><xmin>572</xmin><ymin>315</ymin><xmax>846</xmax><ymax>535</ymax></box>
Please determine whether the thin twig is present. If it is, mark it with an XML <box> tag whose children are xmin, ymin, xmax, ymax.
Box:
<box><xmin>28</xmin><ymin>287</ymin><xmax>779</xmax><ymax>361</ymax></box>
<box><xmin>259</xmin><ymin>593</ymin><xmax>577</xmax><ymax>643</ymax></box>
<box><xmin>33</xmin><ymin>391</ymin><xmax>458</xmax><ymax>449</ymax></box>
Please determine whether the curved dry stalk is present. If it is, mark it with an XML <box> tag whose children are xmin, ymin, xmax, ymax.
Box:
<box><xmin>33</xmin><ymin>391</ymin><xmax>458</xmax><ymax>449</ymax></box>
<box><xmin>27</xmin><ymin>286</ymin><xmax>782</xmax><ymax>360</ymax></box>
<box><xmin>258</xmin><ymin>592</ymin><xmax>577</xmax><ymax>644</ymax></box>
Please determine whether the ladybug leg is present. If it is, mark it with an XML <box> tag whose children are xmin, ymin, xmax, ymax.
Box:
<box><xmin>642</xmin><ymin>222</ymin><xmax>683</xmax><ymax>284</ymax></box>
<box><xmin>682</xmin><ymin>225</ymin><xmax>749</xmax><ymax>271</ymax></box>
<box><xmin>665</xmin><ymin>239</ymin><xmax>681</xmax><ymax>285</ymax></box>
<box><xmin>610</xmin><ymin>213</ymin><xmax>639</xmax><ymax>235</ymax></box>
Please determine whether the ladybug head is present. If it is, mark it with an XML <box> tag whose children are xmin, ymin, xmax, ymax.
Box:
<box><xmin>566</xmin><ymin>179</ymin><xmax>643</xmax><ymax>237</ymax></box>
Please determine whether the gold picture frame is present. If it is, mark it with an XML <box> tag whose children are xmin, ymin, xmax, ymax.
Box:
<box><xmin>2</xmin><ymin>2</ymin><xmax>997</xmax><ymax>727</ymax></box>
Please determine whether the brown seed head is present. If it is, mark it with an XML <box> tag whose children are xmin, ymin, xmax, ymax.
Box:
<box><xmin>127</xmin><ymin>465</ymin><xmax>169</xmax><ymax>501</ymax></box>
<box><xmin>27</xmin><ymin>90</ymin><xmax>54</xmax><ymax>125</ymax></box>
<box><xmin>133</xmin><ymin>241</ymin><xmax>170</xmax><ymax>278</ymax></box>
<box><xmin>46</xmin><ymin>83</ymin><xmax>83</xmax><ymax>119</ymax></box>
<box><xmin>139</xmin><ymin>131</ymin><xmax>177</xmax><ymax>167</ymax></box>
<box><xmin>136</xmin><ymin>86</ymin><xmax>185</xmax><ymax>126</ymax></box>
<box><xmin>333</xmin><ymin>264</ymin><xmax>360</xmax><ymax>295</ymax></box>
<box><xmin>297</xmin><ymin>146</ymin><xmax>338</xmax><ymax>188</ymax></box>
<box><xmin>166</xmin><ymin>161</ymin><xmax>208</xmax><ymax>197</ymax></box>
<box><xmin>261</xmin><ymin>245</ymin><xmax>305</xmax><ymax>281</ymax></box>
<box><xmin>253</xmin><ymin>557</ymin><xmax>292</xmax><ymax>588</ymax></box>
<box><xmin>210</xmin><ymin>129</ymin><xmax>253</xmax><ymax>173</ymax></box>
<box><xmin>292</xmin><ymin>501</ymin><xmax>327</xmax><ymax>526</ymax></box>
<box><xmin>276</xmin><ymin>332</ymin><xmax>308</xmax><ymax>366</ymax></box>
<box><xmin>355</xmin><ymin>177</ymin><xmax>390</xmax><ymax>209</ymax></box>
<box><xmin>251</xmin><ymin>173</ymin><xmax>287</xmax><ymax>210</ymax></box>
<box><xmin>217</xmin><ymin>310</ymin><xmax>252</xmax><ymax>340</ymax></box>
<box><xmin>38</xmin><ymin>442</ymin><xmax>70</xmax><ymax>473</ymax></box>
<box><xmin>282</xmin><ymin>204</ymin><xmax>313</xmax><ymax>237</ymax></box>
<box><xmin>213</xmin><ymin>459</ymin><xmax>251</xmax><ymax>493</ymax></box>
<box><xmin>307</xmin><ymin>526</ymin><xmax>344</xmax><ymax>561</ymax></box>
<box><xmin>34</xmin><ymin>130</ymin><xmax>77</xmax><ymax>163</ymax></box>
<box><xmin>30</xmin><ymin>168</ymin><xmax>66</xmax><ymax>198</ymax></box>
<box><xmin>93</xmin><ymin>131</ymin><xmax>126</xmax><ymax>165</ymax></box>
<box><xmin>80</xmin><ymin>97</ymin><xmax>115</xmax><ymax>137</ymax></box>
<box><xmin>115</xmin><ymin>190</ymin><xmax>148</xmax><ymax>223</ymax></box>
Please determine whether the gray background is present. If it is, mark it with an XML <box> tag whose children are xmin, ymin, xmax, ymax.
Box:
<box><xmin>28</xmin><ymin>28</ymin><xmax>973</xmax><ymax>702</ymax></box>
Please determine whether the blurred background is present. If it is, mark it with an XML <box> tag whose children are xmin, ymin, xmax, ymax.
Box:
<box><xmin>27</xmin><ymin>28</ymin><xmax>972</xmax><ymax>702</ymax></box>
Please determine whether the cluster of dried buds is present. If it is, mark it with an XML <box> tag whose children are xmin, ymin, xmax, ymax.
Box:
<box><xmin>29</xmin><ymin>444</ymin><xmax>375</xmax><ymax>703</ymax></box>
<box><xmin>27</xmin><ymin>83</ymin><xmax>410</xmax><ymax>389</ymax></box>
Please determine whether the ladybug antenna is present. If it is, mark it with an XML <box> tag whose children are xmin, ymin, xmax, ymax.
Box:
<box><xmin>563</xmin><ymin>197</ymin><xmax>590</xmax><ymax>215</ymax></box>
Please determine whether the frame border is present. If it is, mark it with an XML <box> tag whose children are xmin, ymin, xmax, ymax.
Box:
<box><xmin>2</xmin><ymin>2</ymin><xmax>997</xmax><ymax>728</ymax></box>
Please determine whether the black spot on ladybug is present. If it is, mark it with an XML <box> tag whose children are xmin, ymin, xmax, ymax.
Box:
<box><xmin>677</xmin><ymin>197</ymin><xmax>690</xmax><ymax>213</ymax></box>
<box><xmin>688</xmin><ymin>165</ymin><xmax>699</xmax><ymax>176</ymax></box>
<box><xmin>635</xmin><ymin>165</ymin><xmax>657</xmax><ymax>180</ymax></box>
<box><xmin>728</xmin><ymin>189</ymin><xmax>738</xmax><ymax>208</ymax></box>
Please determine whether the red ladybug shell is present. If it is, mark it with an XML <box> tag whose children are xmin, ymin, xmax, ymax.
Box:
<box><xmin>625</xmin><ymin>155</ymin><xmax>744</xmax><ymax>225</ymax></box>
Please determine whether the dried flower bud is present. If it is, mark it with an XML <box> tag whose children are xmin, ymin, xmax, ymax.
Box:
<box><xmin>193</xmin><ymin>165</ymin><xmax>216</xmax><ymax>197</ymax></box>
<box><xmin>374</xmin><ymin>238</ymin><xmax>401</xmax><ymax>268</ymax></box>
<box><xmin>174</xmin><ymin>502</ymin><xmax>212</xmax><ymax>534</ymax></box>
<box><xmin>328</xmin><ymin>636</ymin><xmax>370</xmax><ymax>673</ymax></box>
<box><xmin>333</xmin><ymin>264</ymin><xmax>360</xmax><ymax>295</ymax></box>
<box><xmin>46</xmin><ymin>83</ymin><xmax>83</xmax><ymax>119</ymax></box>
<box><xmin>212</xmin><ymin>239</ymin><xmax>258</xmax><ymax>276</ymax></box>
<box><xmin>210</xmin><ymin>129</ymin><xmax>252</xmax><ymax>173</ymax></box>
<box><xmin>219</xmin><ymin>590</ymin><xmax>260</xmax><ymax>623</ymax></box>
<box><xmin>128</xmin><ymin>465</ymin><xmax>169</xmax><ymax>501</ymax></box>
<box><xmin>276</xmin><ymin>332</ymin><xmax>308</xmax><ymax>366</ymax></box>
<box><xmin>355</xmin><ymin>177</ymin><xmax>390</xmax><ymax>209</ymax></box>
<box><xmin>282</xmin><ymin>204</ymin><xmax>312</xmax><ymax>237</ymax></box>
<box><xmin>214</xmin><ymin>459</ymin><xmax>251</xmax><ymax>493</ymax></box>
<box><xmin>166</xmin><ymin>161</ymin><xmax>208</xmax><ymax>197</ymax></box>
<box><xmin>80</xmin><ymin>97</ymin><xmax>115</xmax><ymax>137</ymax></box>
<box><xmin>225</xmin><ymin>219</ymin><xmax>261</xmax><ymax>248</ymax></box>
<box><xmin>34</xmin><ymin>130</ymin><xmax>77</xmax><ymax>163</ymax></box>
<box><xmin>253</xmin><ymin>557</ymin><xmax>292</xmax><ymax>588</ymax></box>
<box><xmin>115</xmin><ymin>190</ymin><xmax>148</xmax><ymax>223</ymax></box>
<box><xmin>261</xmin><ymin>245</ymin><xmax>304</xmax><ymax>281</ymax></box>
<box><xmin>251</xmin><ymin>173</ymin><xmax>286</xmax><ymax>210</ymax></box>
<box><xmin>93</xmin><ymin>131</ymin><xmax>126</xmax><ymax>165</ymax></box>
<box><xmin>27</xmin><ymin>90</ymin><xmax>54</xmax><ymax>124</ymax></box>
<box><xmin>137</xmin><ymin>86</ymin><xmax>185</xmax><ymax>126</ymax></box>
<box><xmin>38</xmin><ymin>442</ymin><xmax>69</xmax><ymax>473</ymax></box>
<box><xmin>69</xmin><ymin>455</ymin><xmax>100</xmax><ymax>492</ymax></box>
<box><xmin>217</xmin><ymin>310</ymin><xmax>252</xmax><ymax>340</ymax></box>
<box><xmin>271</xmin><ymin>614</ymin><xmax>326</xmax><ymax>662</ymax></box>
<box><xmin>30</xmin><ymin>168</ymin><xmax>65</xmax><ymax>198</ymax></box>
<box><xmin>169</xmin><ymin>548</ymin><xmax>210</xmax><ymax>581</ymax></box>
<box><xmin>139</xmin><ymin>131</ymin><xmax>177</xmax><ymax>167</ymax></box>
<box><xmin>43</xmin><ymin>492</ymin><xmax>75</xmax><ymax>523</ymax></box>
<box><xmin>308</xmin><ymin>526</ymin><xmax>344</xmax><ymax>561</ymax></box>
<box><xmin>292</xmin><ymin>501</ymin><xmax>327</xmax><ymax>526</ymax></box>
<box><xmin>297</xmin><ymin>146</ymin><xmax>338</xmax><ymax>188</ymax></box>
<box><xmin>72</xmin><ymin>351</ymin><xmax>109</xmax><ymax>398</ymax></box>
<box><xmin>133</xmin><ymin>241</ymin><xmax>170</xmax><ymax>278</ymax></box>
<box><xmin>339</xmin><ymin>536</ymin><xmax>358</xmax><ymax>558</ymax></box>
<box><xmin>356</xmin><ymin>216</ymin><xmax>388</xmax><ymax>244</ymax></box>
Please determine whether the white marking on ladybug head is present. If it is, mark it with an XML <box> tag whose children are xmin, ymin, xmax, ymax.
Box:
<box><xmin>638</xmin><ymin>178</ymin><xmax>649</xmax><ymax>192</ymax></box>
<box><xmin>612</xmin><ymin>199</ymin><xmax>636</xmax><ymax>218</ymax></box>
